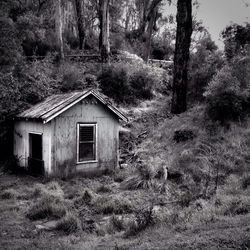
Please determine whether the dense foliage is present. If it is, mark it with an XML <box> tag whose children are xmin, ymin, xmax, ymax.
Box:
<box><xmin>204</xmin><ymin>59</ymin><xmax>250</xmax><ymax>124</ymax></box>
<box><xmin>98</xmin><ymin>63</ymin><xmax>167</xmax><ymax>104</ymax></box>
<box><xmin>222</xmin><ymin>23</ymin><xmax>250</xmax><ymax>60</ymax></box>
<box><xmin>188</xmin><ymin>35</ymin><xmax>224</xmax><ymax>102</ymax></box>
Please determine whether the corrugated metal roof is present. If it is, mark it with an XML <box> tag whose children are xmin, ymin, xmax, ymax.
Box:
<box><xmin>17</xmin><ymin>89</ymin><xmax>128</xmax><ymax>123</ymax></box>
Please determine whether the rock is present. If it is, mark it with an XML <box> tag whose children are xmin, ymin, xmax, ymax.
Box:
<box><xmin>120</xmin><ymin>164</ymin><xmax>128</xmax><ymax>169</ymax></box>
<box><xmin>110</xmin><ymin>182</ymin><xmax>119</xmax><ymax>189</ymax></box>
<box><xmin>180</xmin><ymin>149</ymin><xmax>193</xmax><ymax>158</ymax></box>
<box><xmin>35</xmin><ymin>225</ymin><xmax>46</xmax><ymax>230</ymax></box>
<box><xmin>35</xmin><ymin>220</ymin><xmax>57</xmax><ymax>231</ymax></box>
<box><xmin>115</xmin><ymin>50</ymin><xmax>144</xmax><ymax>63</ymax></box>
<box><xmin>43</xmin><ymin>220</ymin><xmax>57</xmax><ymax>230</ymax></box>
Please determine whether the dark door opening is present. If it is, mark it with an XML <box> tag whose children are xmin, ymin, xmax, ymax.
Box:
<box><xmin>28</xmin><ymin>133</ymin><xmax>44</xmax><ymax>176</ymax></box>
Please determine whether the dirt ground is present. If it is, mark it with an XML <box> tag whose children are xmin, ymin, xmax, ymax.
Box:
<box><xmin>0</xmin><ymin>172</ymin><xmax>249</xmax><ymax>250</ymax></box>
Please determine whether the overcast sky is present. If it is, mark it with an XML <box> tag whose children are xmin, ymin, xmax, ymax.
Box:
<box><xmin>163</xmin><ymin>0</ymin><xmax>250</xmax><ymax>49</ymax></box>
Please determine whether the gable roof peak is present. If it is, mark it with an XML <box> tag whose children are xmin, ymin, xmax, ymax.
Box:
<box><xmin>17</xmin><ymin>89</ymin><xmax>128</xmax><ymax>123</ymax></box>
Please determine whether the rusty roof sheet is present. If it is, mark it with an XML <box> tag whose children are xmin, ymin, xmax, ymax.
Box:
<box><xmin>17</xmin><ymin>89</ymin><xmax>128</xmax><ymax>123</ymax></box>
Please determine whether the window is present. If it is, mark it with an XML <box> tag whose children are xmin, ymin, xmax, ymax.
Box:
<box><xmin>77</xmin><ymin>124</ymin><xmax>97</xmax><ymax>163</ymax></box>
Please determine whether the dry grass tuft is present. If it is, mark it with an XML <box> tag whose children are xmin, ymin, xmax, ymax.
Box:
<box><xmin>27</xmin><ymin>193</ymin><xmax>67</xmax><ymax>220</ymax></box>
<box><xmin>109</xmin><ymin>214</ymin><xmax>125</xmax><ymax>232</ymax></box>
<box><xmin>93</xmin><ymin>195</ymin><xmax>133</xmax><ymax>215</ymax></box>
<box><xmin>32</xmin><ymin>181</ymin><xmax>64</xmax><ymax>199</ymax></box>
<box><xmin>120</xmin><ymin>163</ymin><xmax>157</xmax><ymax>190</ymax></box>
<box><xmin>56</xmin><ymin>212</ymin><xmax>82</xmax><ymax>234</ymax></box>
<box><xmin>125</xmin><ymin>206</ymin><xmax>154</xmax><ymax>237</ymax></box>
<box><xmin>96</xmin><ymin>185</ymin><xmax>112</xmax><ymax>193</ymax></box>
<box><xmin>74</xmin><ymin>188</ymin><xmax>97</xmax><ymax>208</ymax></box>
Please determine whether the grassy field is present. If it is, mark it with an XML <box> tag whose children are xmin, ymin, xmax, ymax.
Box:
<box><xmin>0</xmin><ymin>172</ymin><xmax>250</xmax><ymax>250</ymax></box>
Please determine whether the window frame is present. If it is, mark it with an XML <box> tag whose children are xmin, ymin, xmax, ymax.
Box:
<box><xmin>76</xmin><ymin>123</ymin><xmax>98</xmax><ymax>164</ymax></box>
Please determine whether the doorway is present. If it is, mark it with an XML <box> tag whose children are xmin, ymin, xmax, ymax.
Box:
<box><xmin>28</xmin><ymin>133</ymin><xmax>44</xmax><ymax>175</ymax></box>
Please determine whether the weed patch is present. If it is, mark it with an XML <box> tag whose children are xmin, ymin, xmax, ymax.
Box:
<box><xmin>27</xmin><ymin>194</ymin><xmax>67</xmax><ymax>220</ymax></box>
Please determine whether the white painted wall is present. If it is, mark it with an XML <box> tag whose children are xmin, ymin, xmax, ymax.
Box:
<box><xmin>51</xmin><ymin>98</ymin><xmax>120</xmax><ymax>176</ymax></box>
<box><xmin>13</xmin><ymin>121</ymin><xmax>52</xmax><ymax>174</ymax></box>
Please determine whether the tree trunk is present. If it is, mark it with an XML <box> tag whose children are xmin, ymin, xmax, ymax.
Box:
<box><xmin>55</xmin><ymin>0</ymin><xmax>64</xmax><ymax>60</ymax></box>
<box><xmin>137</xmin><ymin>0</ymin><xmax>162</xmax><ymax>61</ymax></box>
<box><xmin>75</xmin><ymin>0</ymin><xmax>85</xmax><ymax>50</ymax></box>
<box><xmin>144</xmin><ymin>5</ymin><xmax>158</xmax><ymax>61</ymax></box>
<box><xmin>99</xmin><ymin>0</ymin><xmax>110</xmax><ymax>63</ymax></box>
<box><xmin>171</xmin><ymin>0</ymin><xmax>192</xmax><ymax>114</ymax></box>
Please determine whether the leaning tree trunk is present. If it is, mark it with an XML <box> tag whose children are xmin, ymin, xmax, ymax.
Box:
<box><xmin>55</xmin><ymin>0</ymin><xmax>64</xmax><ymax>60</ymax></box>
<box><xmin>75</xmin><ymin>0</ymin><xmax>85</xmax><ymax>50</ymax></box>
<box><xmin>99</xmin><ymin>0</ymin><xmax>110</xmax><ymax>63</ymax></box>
<box><xmin>171</xmin><ymin>0</ymin><xmax>192</xmax><ymax>114</ymax></box>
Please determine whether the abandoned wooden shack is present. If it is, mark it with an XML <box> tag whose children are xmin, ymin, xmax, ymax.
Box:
<box><xmin>14</xmin><ymin>89</ymin><xmax>128</xmax><ymax>177</ymax></box>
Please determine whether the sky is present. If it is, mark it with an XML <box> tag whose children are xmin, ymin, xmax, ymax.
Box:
<box><xmin>163</xmin><ymin>0</ymin><xmax>250</xmax><ymax>49</ymax></box>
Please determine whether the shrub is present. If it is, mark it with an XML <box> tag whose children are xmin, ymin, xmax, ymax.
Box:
<box><xmin>205</xmin><ymin>92</ymin><xmax>246</xmax><ymax>124</ymax></box>
<box><xmin>27</xmin><ymin>194</ymin><xmax>67</xmax><ymax>220</ymax></box>
<box><xmin>188</xmin><ymin>46</ymin><xmax>224</xmax><ymax>103</ymax></box>
<box><xmin>129</xmin><ymin>69</ymin><xmax>153</xmax><ymax>100</ymax></box>
<box><xmin>98</xmin><ymin>63</ymin><xmax>160</xmax><ymax>104</ymax></box>
<box><xmin>56</xmin><ymin>212</ymin><xmax>82</xmax><ymax>234</ymax></box>
<box><xmin>204</xmin><ymin>65</ymin><xmax>240</xmax><ymax>97</ymax></box>
<box><xmin>98</xmin><ymin>64</ymin><xmax>131</xmax><ymax>104</ymax></box>
<box><xmin>59</xmin><ymin>63</ymin><xmax>85</xmax><ymax>92</ymax></box>
<box><xmin>204</xmin><ymin>65</ymin><xmax>249</xmax><ymax>124</ymax></box>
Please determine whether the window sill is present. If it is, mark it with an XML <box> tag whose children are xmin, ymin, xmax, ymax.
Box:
<box><xmin>76</xmin><ymin>160</ymin><xmax>98</xmax><ymax>164</ymax></box>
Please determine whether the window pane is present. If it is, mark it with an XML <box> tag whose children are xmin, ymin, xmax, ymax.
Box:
<box><xmin>79</xmin><ymin>126</ymin><xmax>94</xmax><ymax>142</ymax></box>
<box><xmin>79</xmin><ymin>143</ymin><xmax>95</xmax><ymax>161</ymax></box>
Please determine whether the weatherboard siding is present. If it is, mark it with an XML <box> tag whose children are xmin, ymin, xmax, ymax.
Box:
<box><xmin>51</xmin><ymin>98</ymin><xmax>119</xmax><ymax>176</ymax></box>
<box><xmin>13</xmin><ymin>121</ymin><xmax>52</xmax><ymax>174</ymax></box>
